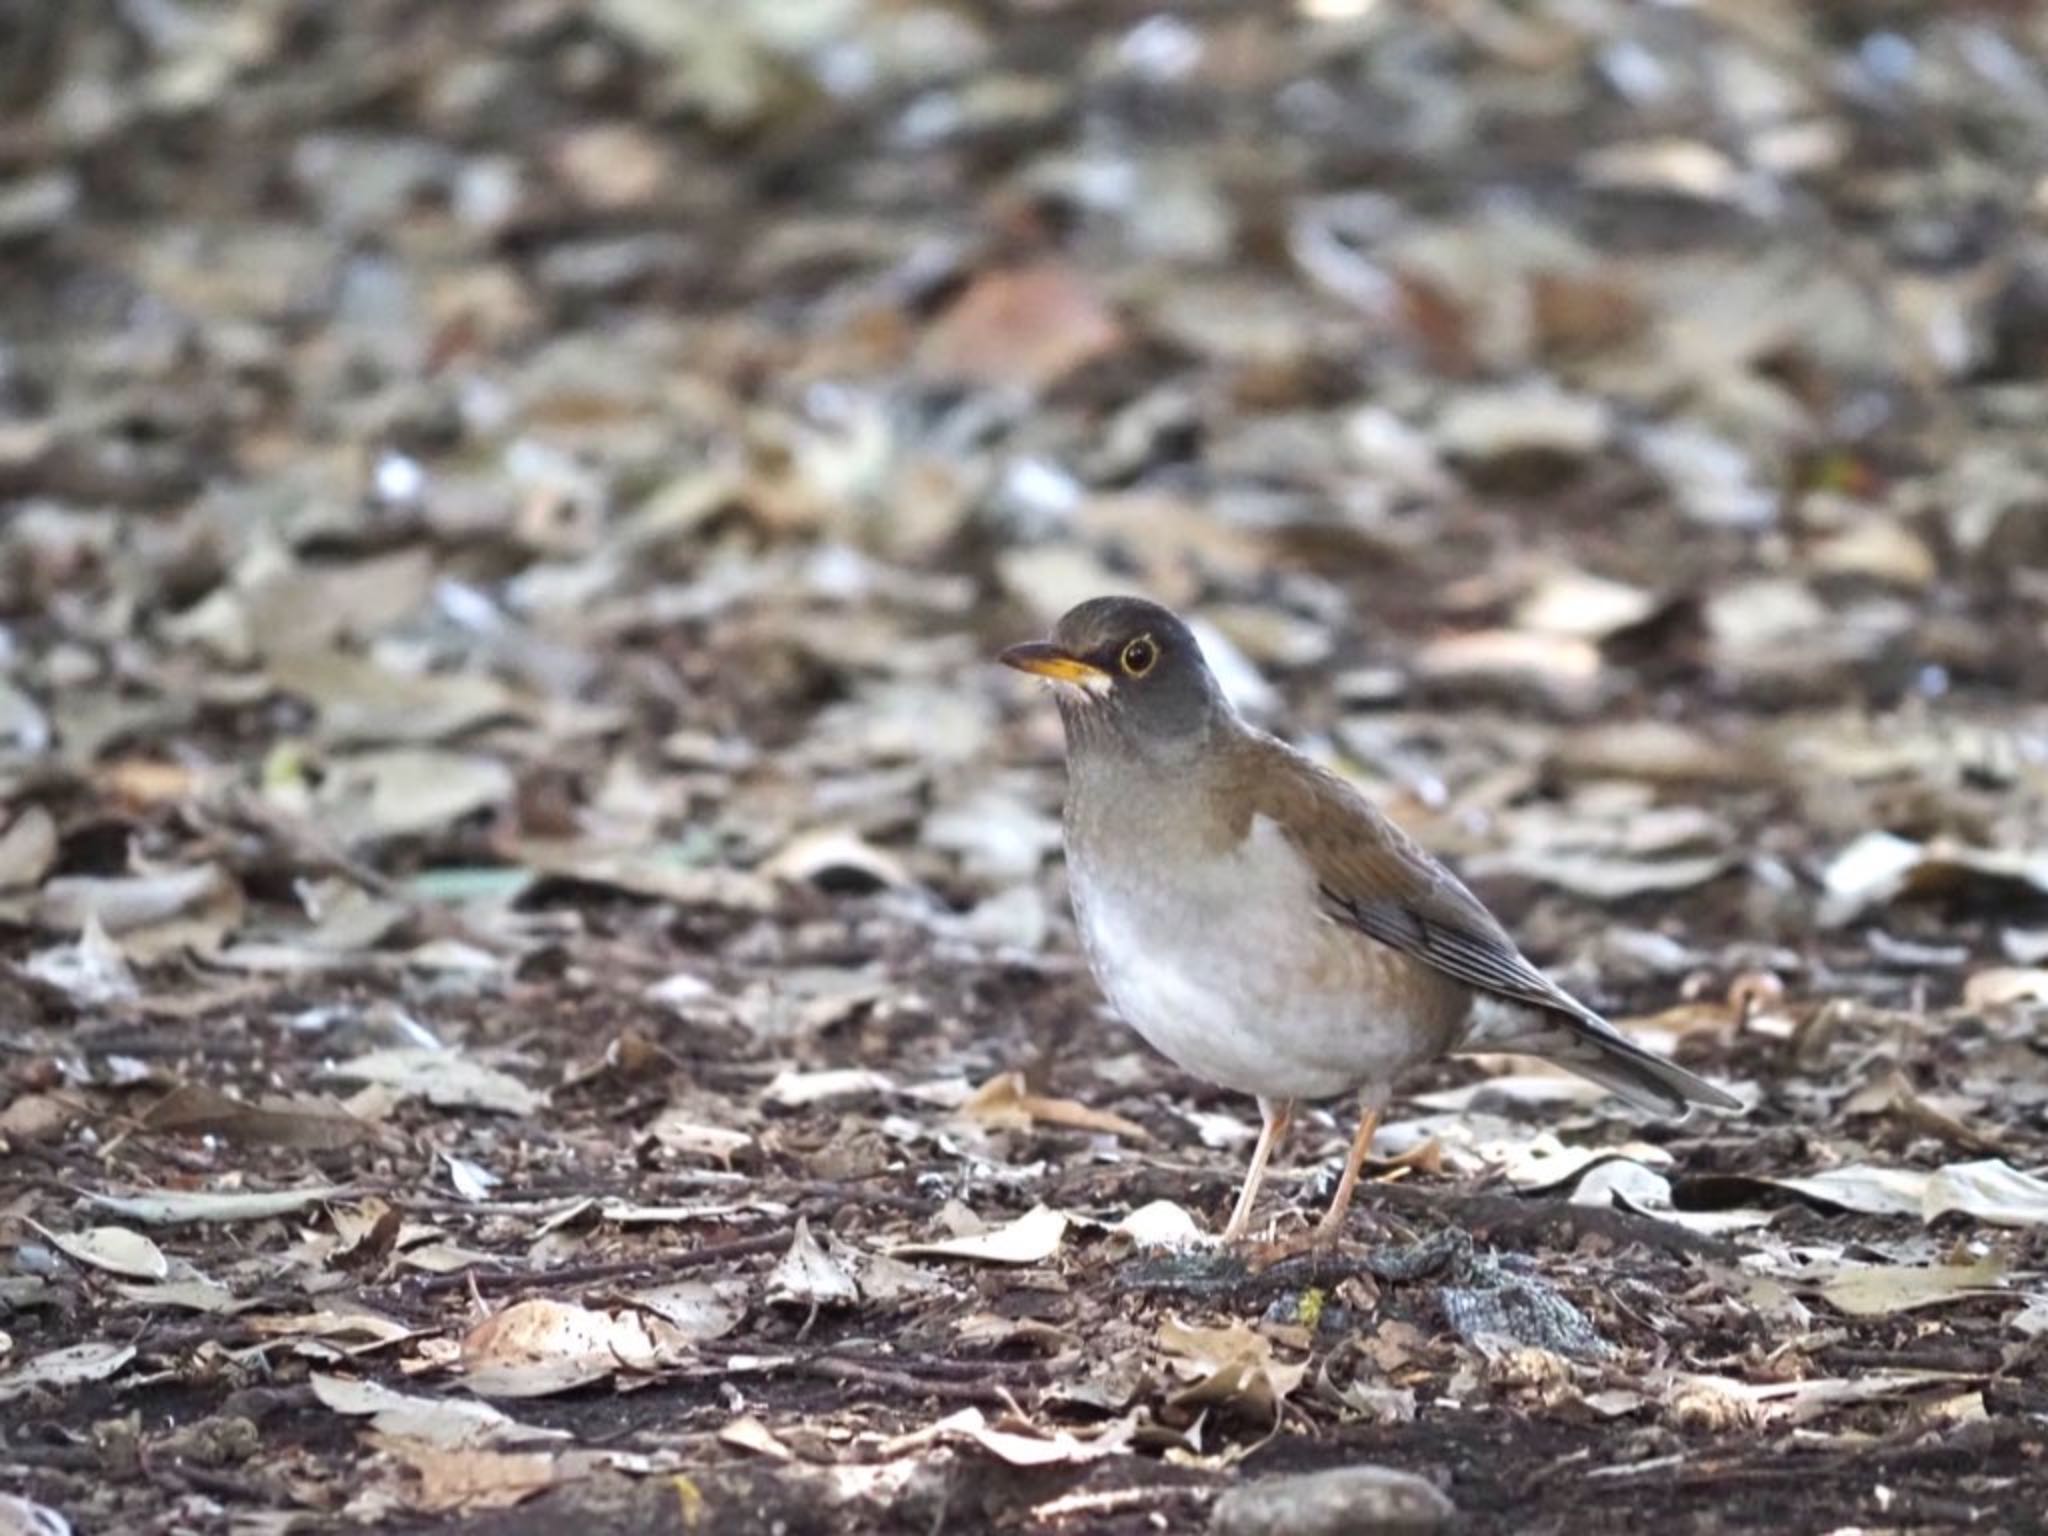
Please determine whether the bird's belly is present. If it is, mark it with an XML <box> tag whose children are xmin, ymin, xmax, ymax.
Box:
<box><xmin>1070</xmin><ymin>820</ymin><xmax>1468</xmax><ymax>1101</ymax></box>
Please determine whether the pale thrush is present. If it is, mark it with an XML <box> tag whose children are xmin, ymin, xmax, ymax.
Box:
<box><xmin>1002</xmin><ymin>595</ymin><xmax>1739</xmax><ymax>1242</ymax></box>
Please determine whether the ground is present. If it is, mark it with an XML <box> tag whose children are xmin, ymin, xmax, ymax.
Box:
<box><xmin>5</xmin><ymin>2</ymin><xmax>2048</xmax><ymax>1532</ymax></box>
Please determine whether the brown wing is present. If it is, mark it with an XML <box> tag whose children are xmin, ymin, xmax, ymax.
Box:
<box><xmin>1238</xmin><ymin>732</ymin><xmax>1741</xmax><ymax>1114</ymax></box>
<box><xmin>1240</xmin><ymin>735</ymin><xmax>1603</xmax><ymax>1028</ymax></box>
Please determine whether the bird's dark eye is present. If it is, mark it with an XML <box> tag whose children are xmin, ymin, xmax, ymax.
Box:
<box><xmin>1120</xmin><ymin>636</ymin><xmax>1157</xmax><ymax>677</ymax></box>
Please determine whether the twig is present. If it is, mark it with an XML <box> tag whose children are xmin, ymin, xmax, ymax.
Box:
<box><xmin>408</xmin><ymin>1228</ymin><xmax>794</xmax><ymax>1297</ymax></box>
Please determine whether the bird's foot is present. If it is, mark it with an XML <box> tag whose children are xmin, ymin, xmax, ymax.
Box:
<box><xmin>1242</xmin><ymin>1214</ymin><xmax>1376</xmax><ymax>1271</ymax></box>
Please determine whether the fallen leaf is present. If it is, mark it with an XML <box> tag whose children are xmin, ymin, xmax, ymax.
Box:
<box><xmin>267</xmin><ymin>652</ymin><xmax>519</xmax><ymax>744</ymax></box>
<box><xmin>310</xmin><ymin>749</ymin><xmax>515</xmax><ymax>841</ymax></box>
<box><xmin>960</xmin><ymin>1072</ymin><xmax>1150</xmax><ymax>1141</ymax></box>
<box><xmin>33</xmin><ymin>865</ymin><xmax>232</xmax><ymax>936</ymax></box>
<box><xmin>326</xmin><ymin>1048</ymin><xmax>545</xmax><ymax>1116</ymax></box>
<box><xmin>109</xmin><ymin>1278</ymin><xmax>247</xmax><ymax>1314</ymax></box>
<box><xmin>459</xmin><ymin>1297</ymin><xmax>681</xmax><ymax>1398</ymax></box>
<box><xmin>766</xmin><ymin>1218</ymin><xmax>859</xmax><ymax>1310</ymax></box>
<box><xmin>0</xmin><ymin>806</ymin><xmax>57</xmax><ymax>890</ymax></box>
<box><xmin>718</xmin><ymin>1414</ymin><xmax>795</xmax><ymax>1461</ymax></box>
<box><xmin>0</xmin><ymin>1341</ymin><xmax>135</xmax><ymax>1404</ymax></box>
<box><xmin>893</xmin><ymin>1205</ymin><xmax>1068</xmax><ymax>1266</ymax></box>
<box><xmin>882</xmin><ymin>1406</ymin><xmax>1136</xmax><ymax>1467</ymax></box>
<box><xmin>82</xmin><ymin>1185</ymin><xmax>342</xmax><ymax>1227</ymax></box>
<box><xmin>0</xmin><ymin>1493</ymin><xmax>72</xmax><ymax>1536</ymax></box>
<box><xmin>763</xmin><ymin>1067</ymin><xmax>893</xmax><ymax>1108</ymax></box>
<box><xmin>374</xmin><ymin>1436</ymin><xmax>559</xmax><ymax>1513</ymax></box>
<box><xmin>762</xmin><ymin>827</ymin><xmax>910</xmax><ymax>891</ymax></box>
<box><xmin>1157</xmin><ymin>1316</ymin><xmax>1306</xmax><ymax>1424</ymax></box>
<box><xmin>1816</xmin><ymin>1257</ymin><xmax>2009</xmax><ymax>1318</ymax></box>
<box><xmin>312</xmin><ymin>1373</ymin><xmax>567</xmax><ymax>1448</ymax></box>
<box><xmin>142</xmin><ymin>1082</ymin><xmax>372</xmax><ymax>1149</ymax></box>
<box><xmin>918</xmin><ymin>263</ymin><xmax>1124</xmax><ymax>391</ymax></box>
<box><xmin>1963</xmin><ymin>968</ymin><xmax>2048</xmax><ymax>1008</ymax></box>
<box><xmin>18</xmin><ymin>917</ymin><xmax>137</xmax><ymax>1005</ymax></box>
<box><xmin>1768</xmin><ymin>1160</ymin><xmax>2048</xmax><ymax>1227</ymax></box>
<box><xmin>621</xmin><ymin>1280</ymin><xmax>748</xmax><ymax>1341</ymax></box>
<box><xmin>27</xmin><ymin>1222</ymin><xmax>168</xmax><ymax>1281</ymax></box>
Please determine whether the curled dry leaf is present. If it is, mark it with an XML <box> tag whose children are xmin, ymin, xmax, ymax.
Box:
<box><xmin>767</xmin><ymin>1218</ymin><xmax>860</xmax><ymax>1310</ymax></box>
<box><xmin>459</xmin><ymin>1297</ymin><xmax>679</xmax><ymax>1398</ymax></box>
<box><xmin>1157</xmin><ymin>1316</ymin><xmax>1307</xmax><ymax>1425</ymax></box>
<box><xmin>719</xmin><ymin>1414</ymin><xmax>796</xmax><ymax>1461</ymax></box>
<box><xmin>960</xmin><ymin>1072</ymin><xmax>1151</xmax><ymax>1141</ymax></box>
<box><xmin>109</xmin><ymin>1278</ymin><xmax>247</xmax><ymax>1314</ymax></box>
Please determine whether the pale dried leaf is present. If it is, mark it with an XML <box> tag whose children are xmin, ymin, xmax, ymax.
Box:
<box><xmin>893</xmin><ymin>1205</ymin><xmax>1068</xmax><ymax>1266</ymax></box>
<box><xmin>28</xmin><ymin>1222</ymin><xmax>168</xmax><ymax>1281</ymax></box>
<box><xmin>83</xmin><ymin>1185</ymin><xmax>341</xmax><ymax>1227</ymax></box>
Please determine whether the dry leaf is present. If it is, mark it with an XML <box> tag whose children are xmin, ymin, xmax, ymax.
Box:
<box><xmin>892</xmin><ymin>1205</ymin><xmax>1068</xmax><ymax>1266</ymax></box>
<box><xmin>0</xmin><ymin>1341</ymin><xmax>135</xmax><ymax>1404</ymax></box>
<box><xmin>1816</xmin><ymin>1257</ymin><xmax>2008</xmax><ymax>1318</ymax></box>
<box><xmin>0</xmin><ymin>1493</ymin><xmax>71</xmax><ymax>1536</ymax></box>
<box><xmin>919</xmin><ymin>263</ymin><xmax>1124</xmax><ymax>391</ymax></box>
<box><xmin>766</xmin><ymin>1218</ymin><xmax>860</xmax><ymax>1310</ymax></box>
<box><xmin>763</xmin><ymin>1068</ymin><xmax>893</xmax><ymax>1108</ymax></box>
<box><xmin>142</xmin><ymin>1082</ymin><xmax>372</xmax><ymax>1149</ymax></box>
<box><xmin>326</xmin><ymin>1049</ymin><xmax>545</xmax><ymax>1116</ymax></box>
<box><xmin>267</xmin><ymin>652</ymin><xmax>519</xmax><ymax>744</ymax></box>
<box><xmin>960</xmin><ymin>1072</ymin><xmax>1150</xmax><ymax>1141</ymax></box>
<box><xmin>0</xmin><ymin>806</ymin><xmax>58</xmax><ymax>890</ymax></box>
<box><xmin>27</xmin><ymin>1222</ymin><xmax>169</xmax><ymax>1281</ymax></box>
<box><xmin>312</xmin><ymin>1373</ymin><xmax>566</xmax><ymax>1448</ymax></box>
<box><xmin>1157</xmin><ymin>1316</ymin><xmax>1306</xmax><ymax>1424</ymax></box>
<box><xmin>83</xmin><ymin>1185</ymin><xmax>341</xmax><ymax>1227</ymax></box>
<box><xmin>718</xmin><ymin>1415</ymin><xmax>795</xmax><ymax>1461</ymax></box>
<box><xmin>374</xmin><ymin>1437</ymin><xmax>559</xmax><ymax>1513</ymax></box>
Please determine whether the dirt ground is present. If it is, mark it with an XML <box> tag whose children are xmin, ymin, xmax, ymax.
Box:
<box><xmin>6</xmin><ymin>2</ymin><xmax>2048</xmax><ymax>1532</ymax></box>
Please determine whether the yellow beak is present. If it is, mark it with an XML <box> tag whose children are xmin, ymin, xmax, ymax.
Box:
<box><xmin>998</xmin><ymin>641</ymin><xmax>1111</xmax><ymax>689</ymax></box>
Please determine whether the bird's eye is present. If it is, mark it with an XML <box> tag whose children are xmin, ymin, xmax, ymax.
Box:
<box><xmin>1120</xmin><ymin>636</ymin><xmax>1157</xmax><ymax>677</ymax></box>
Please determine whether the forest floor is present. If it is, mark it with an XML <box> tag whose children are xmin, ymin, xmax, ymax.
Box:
<box><xmin>6</xmin><ymin>2</ymin><xmax>2048</xmax><ymax>1532</ymax></box>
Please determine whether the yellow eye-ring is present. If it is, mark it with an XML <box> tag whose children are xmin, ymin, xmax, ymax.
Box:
<box><xmin>1120</xmin><ymin>636</ymin><xmax>1157</xmax><ymax>677</ymax></box>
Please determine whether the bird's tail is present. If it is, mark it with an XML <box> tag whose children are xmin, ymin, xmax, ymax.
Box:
<box><xmin>1464</xmin><ymin>999</ymin><xmax>1741</xmax><ymax>1118</ymax></box>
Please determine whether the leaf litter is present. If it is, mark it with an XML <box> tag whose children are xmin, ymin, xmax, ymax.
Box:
<box><xmin>7</xmin><ymin>1</ymin><xmax>2048</xmax><ymax>1533</ymax></box>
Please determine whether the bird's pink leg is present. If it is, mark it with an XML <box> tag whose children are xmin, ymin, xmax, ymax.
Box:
<box><xmin>1221</xmin><ymin>1097</ymin><xmax>1293</xmax><ymax>1241</ymax></box>
<box><xmin>1316</xmin><ymin>1091</ymin><xmax>1387</xmax><ymax>1240</ymax></box>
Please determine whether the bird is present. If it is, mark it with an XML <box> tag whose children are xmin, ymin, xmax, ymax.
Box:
<box><xmin>1000</xmin><ymin>594</ymin><xmax>1740</xmax><ymax>1243</ymax></box>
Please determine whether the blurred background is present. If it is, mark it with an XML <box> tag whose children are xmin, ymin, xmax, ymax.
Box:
<box><xmin>7</xmin><ymin>1</ymin><xmax>2048</xmax><ymax>997</ymax></box>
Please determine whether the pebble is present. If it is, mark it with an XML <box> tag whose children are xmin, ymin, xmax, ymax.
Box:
<box><xmin>1209</xmin><ymin>1465</ymin><xmax>1455</xmax><ymax>1536</ymax></box>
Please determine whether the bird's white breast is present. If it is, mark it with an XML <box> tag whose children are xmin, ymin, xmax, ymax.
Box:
<box><xmin>1069</xmin><ymin>814</ymin><xmax>1463</xmax><ymax>1101</ymax></box>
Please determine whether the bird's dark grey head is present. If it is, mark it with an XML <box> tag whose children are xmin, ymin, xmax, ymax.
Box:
<box><xmin>999</xmin><ymin>595</ymin><xmax>1228</xmax><ymax>763</ymax></box>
